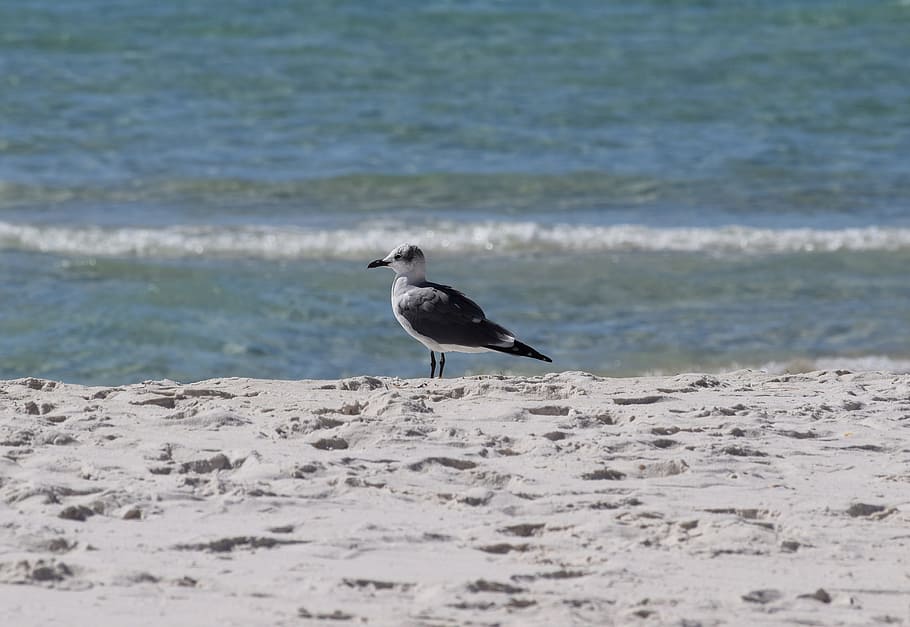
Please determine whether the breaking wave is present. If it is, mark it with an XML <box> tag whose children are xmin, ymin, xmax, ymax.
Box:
<box><xmin>2</xmin><ymin>220</ymin><xmax>910</xmax><ymax>260</ymax></box>
<box><xmin>756</xmin><ymin>355</ymin><xmax>910</xmax><ymax>375</ymax></box>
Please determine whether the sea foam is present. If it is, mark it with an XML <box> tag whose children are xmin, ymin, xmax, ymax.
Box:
<box><xmin>2</xmin><ymin>220</ymin><xmax>910</xmax><ymax>259</ymax></box>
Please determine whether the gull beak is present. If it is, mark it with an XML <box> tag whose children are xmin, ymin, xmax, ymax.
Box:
<box><xmin>367</xmin><ymin>259</ymin><xmax>390</xmax><ymax>269</ymax></box>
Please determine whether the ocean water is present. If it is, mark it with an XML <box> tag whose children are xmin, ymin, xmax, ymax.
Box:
<box><xmin>1</xmin><ymin>1</ymin><xmax>909</xmax><ymax>384</ymax></box>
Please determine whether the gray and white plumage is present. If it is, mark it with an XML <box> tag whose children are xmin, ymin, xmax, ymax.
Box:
<box><xmin>368</xmin><ymin>243</ymin><xmax>552</xmax><ymax>378</ymax></box>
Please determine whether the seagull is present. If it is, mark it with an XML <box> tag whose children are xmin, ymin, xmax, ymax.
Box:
<box><xmin>368</xmin><ymin>243</ymin><xmax>552</xmax><ymax>378</ymax></box>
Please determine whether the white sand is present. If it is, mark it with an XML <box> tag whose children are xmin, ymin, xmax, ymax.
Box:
<box><xmin>1</xmin><ymin>370</ymin><xmax>908</xmax><ymax>625</ymax></box>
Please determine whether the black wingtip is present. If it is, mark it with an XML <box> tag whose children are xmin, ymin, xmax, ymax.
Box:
<box><xmin>485</xmin><ymin>340</ymin><xmax>552</xmax><ymax>363</ymax></box>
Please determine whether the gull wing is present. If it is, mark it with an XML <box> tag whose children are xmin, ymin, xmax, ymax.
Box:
<box><xmin>397</xmin><ymin>282</ymin><xmax>515</xmax><ymax>348</ymax></box>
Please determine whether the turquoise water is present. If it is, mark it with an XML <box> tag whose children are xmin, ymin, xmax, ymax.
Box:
<box><xmin>1</xmin><ymin>1</ymin><xmax>909</xmax><ymax>383</ymax></box>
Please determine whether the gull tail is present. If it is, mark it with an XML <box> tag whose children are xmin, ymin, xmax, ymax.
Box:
<box><xmin>485</xmin><ymin>340</ymin><xmax>552</xmax><ymax>363</ymax></box>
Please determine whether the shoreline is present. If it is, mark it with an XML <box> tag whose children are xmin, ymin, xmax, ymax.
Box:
<box><xmin>1</xmin><ymin>370</ymin><xmax>908</xmax><ymax>625</ymax></box>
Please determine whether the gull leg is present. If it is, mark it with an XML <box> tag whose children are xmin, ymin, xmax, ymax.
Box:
<box><xmin>429</xmin><ymin>351</ymin><xmax>436</xmax><ymax>378</ymax></box>
<box><xmin>439</xmin><ymin>353</ymin><xmax>446</xmax><ymax>378</ymax></box>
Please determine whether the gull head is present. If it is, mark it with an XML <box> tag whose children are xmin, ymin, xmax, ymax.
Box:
<box><xmin>367</xmin><ymin>243</ymin><xmax>426</xmax><ymax>275</ymax></box>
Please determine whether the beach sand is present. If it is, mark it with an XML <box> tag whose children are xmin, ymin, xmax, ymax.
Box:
<box><xmin>1</xmin><ymin>370</ymin><xmax>908</xmax><ymax>625</ymax></box>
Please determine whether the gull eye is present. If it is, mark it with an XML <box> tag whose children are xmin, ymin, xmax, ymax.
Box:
<box><xmin>394</xmin><ymin>254</ymin><xmax>401</xmax><ymax>260</ymax></box>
